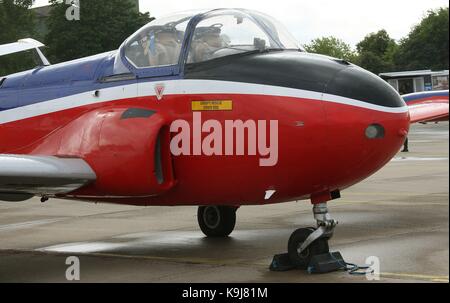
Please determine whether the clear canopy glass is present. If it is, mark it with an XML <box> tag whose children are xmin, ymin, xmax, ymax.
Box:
<box><xmin>121</xmin><ymin>9</ymin><xmax>300</xmax><ymax>69</ymax></box>
<box><xmin>123</xmin><ymin>12</ymin><xmax>194</xmax><ymax>68</ymax></box>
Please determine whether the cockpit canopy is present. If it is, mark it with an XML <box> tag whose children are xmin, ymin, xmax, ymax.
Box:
<box><xmin>124</xmin><ymin>12</ymin><xmax>191</xmax><ymax>68</ymax></box>
<box><xmin>118</xmin><ymin>9</ymin><xmax>300</xmax><ymax>74</ymax></box>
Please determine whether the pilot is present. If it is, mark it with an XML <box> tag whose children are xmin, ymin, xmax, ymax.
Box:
<box><xmin>148</xmin><ymin>26</ymin><xmax>182</xmax><ymax>66</ymax></box>
<box><xmin>190</xmin><ymin>25</ymin><xmax>227</xmax><ymax>63</ymax></box>
<box><xmin>132</xmin><ymin>27</ymin><xmax>181</xmax><ymax>67</ymax></box>
<box><xmin>134</xmin><ymin>32</ymin><xmax>152</xmax><ymax>67</ymax></box>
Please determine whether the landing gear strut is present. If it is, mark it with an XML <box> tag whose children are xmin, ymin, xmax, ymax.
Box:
<box><xmin>197</xmin><ymin>206</ymin><xmax>236</xmax><ymax>237</ymax></box>
<box><xmin>287</xmin><ymin>203</ymin><xmax>337</xmax><ymax>268</ymax></box>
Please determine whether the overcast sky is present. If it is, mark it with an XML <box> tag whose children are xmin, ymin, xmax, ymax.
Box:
<box><xmin>33</xmin><ymin>0</ymin><xmax>448</xmax><ymax>48</ymax></box>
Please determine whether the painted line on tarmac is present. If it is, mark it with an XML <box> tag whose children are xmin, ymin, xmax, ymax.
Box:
<box><xmin>381</xmin><ymin>272</ymin><xmax>449</xmax><ymax>283</ymax></box>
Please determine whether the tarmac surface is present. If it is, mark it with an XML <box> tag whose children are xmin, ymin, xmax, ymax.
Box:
<box><xmin>0</xmin><ymin>122</ymin><xmax>448</xmax><ymax>283</ymax></box>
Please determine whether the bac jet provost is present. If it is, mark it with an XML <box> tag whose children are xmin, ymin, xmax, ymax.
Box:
<box><xmin>0</xmin><ymin>9</ymin><xmax>449</xmax><ymax>268</ymax></box>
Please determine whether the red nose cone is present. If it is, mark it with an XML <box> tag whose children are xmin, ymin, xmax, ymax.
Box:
<box><xmin>322</xmin><ymin>67</ymin><xmax>410</xmax><ymax>190</ymax></box>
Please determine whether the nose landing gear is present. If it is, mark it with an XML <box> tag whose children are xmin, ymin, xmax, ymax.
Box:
<box><xmin>287</xmin><ymin>203</ymin><xmax>338</xmax><ymax>269</ymax></box>
<box><xmin>271</xmin><ymin>195</ymin><xmax>344</xmax><ymax>273</ymax></box>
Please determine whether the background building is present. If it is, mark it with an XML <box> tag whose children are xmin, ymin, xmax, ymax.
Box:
<box><xmin>379</xmin><ymin>70</ymin><xmax>449</xmax><ymax>94</ymax></box>
<box><xmin>32</xmin><ymin>4</ymin><xmax>52</xmax><ymax>41</ymax></box>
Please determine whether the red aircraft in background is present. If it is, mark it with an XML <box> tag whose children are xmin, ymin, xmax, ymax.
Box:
<box><xmin>0</xmin><ymin>9</ymin><xmax>448</xmax><ymax>268</ymax></box>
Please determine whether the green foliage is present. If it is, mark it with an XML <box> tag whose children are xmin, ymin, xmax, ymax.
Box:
<box><xmin>0</xmin><ymin>0</ymin><xmax>36</xmax><ymax>76</ymax></box>
<box><xmin>394</xmin><ymin>7</ymin><xmax>449</xmax><ymax>71</ymax></box>
<box><xmin>356</xmin><ymin>29</ymin><xmax>396</xmax><ymax>57</ymax></box>
<box><xmin>356</xmin><ymin>51</ymin><xmax>387</xmax><ymax>75</ymax></box>
<box><xmin>0</xmin><ymin>0</ymin><xmax>35</xmax><ymax>44</ymax></box>
<box><xmin>45</xmin><ymin>0</ymin><xmax>153</xmax><ymax>63</ymax></box>
<box><xmin>303</xmin><ymin>36</ymin><xmax>357</xmax><ymax>62</ymax></box>
<box><xmin>0</xmin><ymin>50</ymin><xmax>40</xmax><ymax>77</ymax></box>
<box><xmin>354</xmin><ymin>30</ymin><xmax>398</xmax><ymax>74</ymax></box>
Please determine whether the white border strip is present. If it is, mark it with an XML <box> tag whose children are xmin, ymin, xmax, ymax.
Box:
<box><xmin>322</xmin><ymin>92</ymin><xmax>408</xmax><ymax>113</ymax></box>
<box><xmin>0</xmin><ymin>84</ymin><xmax>137</xmax><ymax>125</ymax></box>
<box><xmin>0</xmin><ymin>79</ymin><xmax>408</xmax><ymax>124</ymax></box>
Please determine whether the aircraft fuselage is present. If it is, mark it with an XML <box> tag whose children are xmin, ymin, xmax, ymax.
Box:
<box><xmin>0</xmin><ymin>50</ymin><xmax>409</xmax><ymax>206</ymax></box>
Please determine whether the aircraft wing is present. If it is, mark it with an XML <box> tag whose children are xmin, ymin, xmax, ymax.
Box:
<box><xmin>0</xmin><ymin>38</ymin><xmax>50</xmax><ymax>66</ymax></box>
<box><xmin>0</xmin><ymin>155</ymin><xmax>96</xmax><ymax>202</ymax></box>
<box><xmin>408</xmin><ymin>102</ymin><xmax>449</xmax><ymax>123</ymax></box>
<box><xmin>0</xmin><ymin>39</ymin><xmax>44</xmax><ymax>56</ymax></box>
<box><xmin>403</xmin><ymin>90</ymin><xmax>449</xmax><ymax>124</ymax></box>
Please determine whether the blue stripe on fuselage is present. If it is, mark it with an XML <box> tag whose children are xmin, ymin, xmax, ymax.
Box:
<box><xmin>0</xmin><ymin>79</ymin><xmax>125</xmax><ymax>112</ymax></box>
<box><xmin>0</xmin><ymin>51</ymin><xmax>181</xmax><ymax>113</ymax></box>
<box><xmin>403</xmin><ymin>90</ymin><xmax>449</xmax><ymax>103</ymax></box>
<box><xmin>0</xmin><ymin>52</ymin><xmax>114</xmax><ymax>112</ymax></box>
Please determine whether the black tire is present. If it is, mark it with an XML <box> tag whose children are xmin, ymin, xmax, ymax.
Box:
<box><xmin>287</xmin><ymin>227</ymin><xmax>330</xmax><ymax>269</ymax></box>
<box><xmin>197</xmin><ymin>206</ymin><xmax>236</xmax><ymax>237</ymax></box>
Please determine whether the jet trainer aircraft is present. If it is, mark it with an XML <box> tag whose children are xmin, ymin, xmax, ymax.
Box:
<box><xmin>0</xmin><ymin>9</ymin><xmax>448</xmax><ymax>268</ymax></box>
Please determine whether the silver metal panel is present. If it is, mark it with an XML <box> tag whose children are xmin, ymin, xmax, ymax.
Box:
<box><xmin>0</xmin><ymin>154</ymin><xmax>96</xmax><ymax>198</ymax></box>
<box><xmin>0</xmin><ymin>38</ymin><xmax>44</xmax><ymax>56</ymax></box>
<box><xmin>0</xmin><ymin>39</ymin><xmax>50</xmax><ymax>68</ymax></box>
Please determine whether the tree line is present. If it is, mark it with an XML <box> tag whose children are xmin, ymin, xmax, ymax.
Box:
<box><xmin>0</xmin><ymin>1</ymin><xmax>448</xmax><ymax>76</ymax></box>
<box><xmin>304</xmin><ymin>7</ymin><xmax>449</xmax><ymax>75</ymax></box>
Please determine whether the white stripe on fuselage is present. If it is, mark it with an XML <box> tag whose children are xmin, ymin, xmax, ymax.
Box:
<box><xmin>0</xmin><ymin>79</ymin><xmax>408</xmax><ymax>124</ymax></box>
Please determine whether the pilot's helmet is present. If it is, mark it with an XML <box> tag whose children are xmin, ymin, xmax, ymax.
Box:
<box><xmin>194</xmin><ymin>25</ymin><xmax>223</xmax><ymax>48</ymax></box>
<box><xmin>194</xmin><ymin>25</ymin><xmax>222</xmax><ymax>40</ymax></box>
<box><xmin>152</xmin><ymin>25</ymin><xmax>180</xmax><ymax>44</ymax></box>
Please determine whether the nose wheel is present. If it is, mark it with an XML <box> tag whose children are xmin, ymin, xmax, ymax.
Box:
<box><xmin>288</xmin><ymin>227</ymin><xmax>330</xmax><ymax>269</ymax></box>
<box><xmin>271</xmin><ymin>201</ymin><xmax>340</xmax><ymax>272</ymax></box>
<box><xmin>197</xmin><ymin>205</ymin><xmax>237</xmax><ymax>237</ymax></box>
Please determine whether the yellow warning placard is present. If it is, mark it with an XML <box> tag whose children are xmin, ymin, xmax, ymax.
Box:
<box><xmin>191</xmin><ymin>100</ymin><xmax>233</xmax><ymax>111</ymax></box>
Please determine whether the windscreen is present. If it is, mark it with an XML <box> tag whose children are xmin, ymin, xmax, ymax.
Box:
<box><xmin>187</xmin><ymin>10</ymin><xmax>300</xmax><ymax>64</ymax></box>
